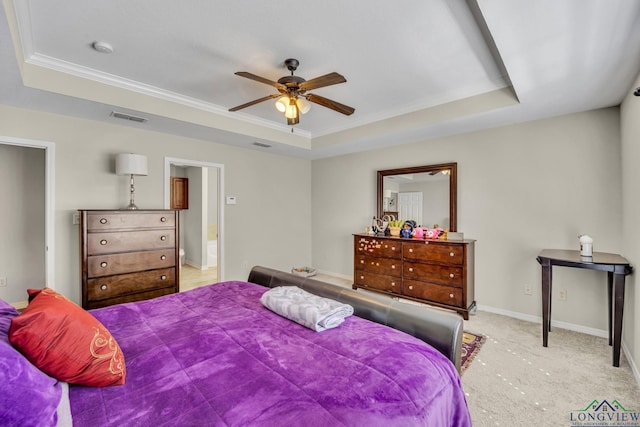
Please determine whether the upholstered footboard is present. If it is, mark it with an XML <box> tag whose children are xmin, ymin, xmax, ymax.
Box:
<box><xmin>247</xmin><ymin>266</ymin><xmax>464</xmax><ymax>372</ymax></box>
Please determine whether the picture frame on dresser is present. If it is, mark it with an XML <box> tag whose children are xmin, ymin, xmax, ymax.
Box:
<box><xmin>79</xmin><ymin>209</ymin><xmax>180</xmax><ymax>309</ymax></box>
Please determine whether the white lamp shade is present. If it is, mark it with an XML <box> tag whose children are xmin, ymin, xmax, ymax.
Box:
<box><xmin>384</xmin><ymin>190</ymin><xmax>392</xmax><ymax>199</ymax></box>
<box><xmin>116</xmin><ymin>153</ymin><xmax>148</xmax><ymax>176</ymax></box>
<box><xmin>275</xmin><ymin>96</ymin><xmax>289</xmax><ymax>113</ymax></box>
<box><xmin>296</xmin><ymin>98</ymin><xmax>311</xmax><ymax>114</ymax></box>
<box><xmin>284</xmin><ymin>101</ymin><xmax>298</xmax><ymax>119</ymax></box>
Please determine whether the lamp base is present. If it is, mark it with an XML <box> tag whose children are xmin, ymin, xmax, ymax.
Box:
<box><xmin>123</xmin><ymin>203</ymin><xmax>139</xmax><ymax>210</ymax></box>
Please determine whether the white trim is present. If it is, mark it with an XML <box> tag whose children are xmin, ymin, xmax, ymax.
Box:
<box><xmin>164</xmin><ymin>157</ymin><xmax>225</xmax><ymax>282</ymax></box>
<box><xmin>477</xmin><ymin>304</ymin><xmax>609</xmax><ymax>337</ymax></box>
<box><xmin>622</xmin><ymin>341</ymin><xmax>640</xmax><ymax>386</ymax></box>
<box><xmin>0</xmin><ymin>136</ymin><xmax>55</xmax><ymax>289</ymax></box>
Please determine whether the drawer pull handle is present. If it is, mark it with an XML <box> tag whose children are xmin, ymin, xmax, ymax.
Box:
<box><xmin>360</xmin><ymin>275</ymin><xmax>364</xmax><ymax>280</ymax></box>
<box><xmin>161</xmin><ymin>255</ymin><xmax>166</xmax><ymax>260</ymax></box>
<box><xmin>408</xmin><ymin>285</ymin><xmax>413</xmax><ymax>290</ymax></box>
<box><xmin>450</xmin><ymin>252</ymin><xmax>455</xmax><ymax>257</ymax></box>
<box><xmin>449</xmin><ymin>293</ymin><xmax>454</xmax><ymax>298</ymax></box>
<box><xmin>100</xmin><ymin>284</ymin><xmax>108</xmax><ymax>291</ymax></box>
<box><xmin>409</xmin><ymin>267</ymin><xmax>413</xmax><ymax>272</ymax></box>
<box><xmin>100</xmin><ymin>262</ymin><xmax>107</xmax><ymax>268</ymax></box>
<box><xmin>449</xmin><ymin>273</ymin><xmax>454</xmax><ymax>278</ymax></box>
<box><xmin>100</xmin><ymin>239</ymin><xmax>107</xmax><ymax>245</ymax></box>
<box><xmin>391</xmin><ymin>282</ymin><xmax>395</xmax><ymax>287</ymax></box>
<box><xmin>360</xmin><ymin>260</ymin><xmax>364</xmax><ymax>264</ymax></box>
<box><xmin>160</xmin><ymin>217</ymin><xmax>167</xmax><ymax>222</ymax></box>
<box><xmin>160</xmin><ymin>235</ymin><xmax>167</xmax><ymax>241</ymax></box>
<box><xmin>376</xmin><ymin>262</ymin><xmax>379</xmax><ymax>266</ymax></box>
<box><xmin>409</xmin><ymin>248</ymin><xmax>413</xmax><ymax>253</ymax></box>
<box><xmin>161</xmin><ymin>275</ymin><xmax>167</xmax><ymax>280</ymax></box>
<box><xmin>99</xmin><ymin>218</ymin><xmax>107</xmax><ymax>224</ymax></box>
<box><xmin>391</xmin><ymin>247</ymin><xmax>396</xmax><ymax>251</ymax></box>
<box><xmin>391</xmin><ymin>265</ymin><xmax>396</xmax><ymax>269</ymax></box>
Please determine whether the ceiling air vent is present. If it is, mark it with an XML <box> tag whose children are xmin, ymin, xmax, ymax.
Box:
<box><xmin>252</xmin><ymin>142</ymin><xmax>272</xmax><ymax>148</ymax></box>
<box><xmin>110</xmin><ymin>111</ymin><xmax>148</xmax><ymax>123</ymax></box>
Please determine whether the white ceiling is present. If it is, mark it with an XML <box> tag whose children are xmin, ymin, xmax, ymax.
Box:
<box><xmin>2</xmin><ymin>0</ymin><xmax>640</xmax><ymax>159</ymax></box>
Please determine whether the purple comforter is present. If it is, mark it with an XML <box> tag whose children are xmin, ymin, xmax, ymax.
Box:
<box><xmin>70</xmin><ymin>281</ymin><xmax>471</xmax><ymax>426</ymax></box>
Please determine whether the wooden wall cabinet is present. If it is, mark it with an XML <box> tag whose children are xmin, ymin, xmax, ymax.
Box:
<box><xmin>353</xmin><ymin>234</ymin><xmax>475</xmax><ymax>319</ymax></box>
<box><xmin>170</xmin><ymin>177</ymin><xmax>188</xmax><ymax>210</ymax></box>
<box><xmin>80</xmin><ymin>210</ymin><xmax>180</xmax><ymax>309</ymax></box>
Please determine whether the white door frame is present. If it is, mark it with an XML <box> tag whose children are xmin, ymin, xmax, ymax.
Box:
<box><xmin>163</xmin><ymin>157</ymin><xmax>225</xmax><ymax>281</ymax></box>
<box><xmin>0</xmin><ymin>136</ymin><xmax>56</xmax><ymax>288</ymax></box>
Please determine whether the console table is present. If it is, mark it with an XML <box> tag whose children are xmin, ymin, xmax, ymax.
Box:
<box><xmin>536</xmin><ymin>249</ymin><xmax>632</xmax><ymax>367</ymax></box>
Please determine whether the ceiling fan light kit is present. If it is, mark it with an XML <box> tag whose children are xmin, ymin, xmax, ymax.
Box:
<box><xmin>229</xmin><ymin>58</ymin><xmax>355</xmax><ymax>126</ymax></box>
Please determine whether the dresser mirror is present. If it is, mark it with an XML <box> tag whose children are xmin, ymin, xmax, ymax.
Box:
<box><xmin>377</xmin><ymin>163</ymin><xmax>457</xmax><ymax>231</ymax></box>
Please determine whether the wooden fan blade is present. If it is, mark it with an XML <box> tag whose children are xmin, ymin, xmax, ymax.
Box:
<box><xmin>299</xmin><ymin>72</ymin><xmax>346</xmax><ymax>92</ymax></box>
<box><xmin>235</xmin><ymin>72</ymin><xmax>287</xmax><ymax>91</ymax></box>
<box><xmin>306</xmin><ymin>94</ymin><xmax>355</xmax><ymax>116</ymax></box>
<box><xmin>228</xmin><ymin>93</ymin><xmax>281</xmax><ymax>112</ymax></box>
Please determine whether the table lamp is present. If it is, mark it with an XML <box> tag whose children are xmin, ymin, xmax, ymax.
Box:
<box><xmin>116</xmin><ymin>153</ymin><xmax>148</xmax><ymax>210</ymax></box>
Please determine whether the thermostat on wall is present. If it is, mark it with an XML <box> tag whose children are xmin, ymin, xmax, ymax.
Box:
<box><xmin>225</xmin><ymin>196</ymin><xmax>237</xmax><ymax>205</ymax></box>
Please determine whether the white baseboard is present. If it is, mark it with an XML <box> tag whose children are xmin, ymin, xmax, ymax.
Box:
<box><xmin>316</xmin><ymin>269</ymin><xmax>352</xmax><ymax>281</ymax></box>
<box><xmin>622</xmin><ymin>341</ymin><xmax>640</xmax><ymax>386</ymax></box>
<box><xmin>478</xmin><ymin>304</ymin><xmax>639</xmax><ymax>385</ymax></box>
<box><xmin>477</xmin><ymin>304</ymin><xmax>608</xmax><ymax>337</ymax></box>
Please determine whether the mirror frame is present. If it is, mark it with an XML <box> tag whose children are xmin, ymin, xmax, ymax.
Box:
<box><xmin>377</xmin><ymin>162</ymin><xmax>457</xmax><ymax>231</ymax></box>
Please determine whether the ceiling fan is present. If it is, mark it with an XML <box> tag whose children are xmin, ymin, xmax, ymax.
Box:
<box><xmin>229</xmin><ymin>58</ymin><xmax>355</xmax><ymax>126</ymax></box>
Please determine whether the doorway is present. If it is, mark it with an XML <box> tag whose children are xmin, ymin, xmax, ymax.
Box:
<box><xmin>164</xmin><ymin>157</ymin><xmax>224</xmax><ymax>291</ymax></box>
<box><xmin>0</xmin><ymin>136</ymin><xmax>55</xmax><ymax>305</ymax></box>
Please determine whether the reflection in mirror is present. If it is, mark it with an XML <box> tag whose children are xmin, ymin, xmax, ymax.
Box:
<box><xmin>377</xmin><ymin>163</ymin><xmax>457</xmax><ymax>232</ymax></box>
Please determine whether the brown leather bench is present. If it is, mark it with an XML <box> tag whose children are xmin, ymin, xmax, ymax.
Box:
<box><xmin>248</xmin><ymin>265</ymin><xmax>464</xmax><ymax>372</ymax></box>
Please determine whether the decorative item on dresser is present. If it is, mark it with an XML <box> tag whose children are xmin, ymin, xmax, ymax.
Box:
<box><xmin>353</xmin><ymin>234</ymin><xmax>475</xmax><ymax>319</ymax></box>
<box><xmin>79</xmin><ymin>209</ymin><xmax>179</xmax><ymax>309</ymax></box>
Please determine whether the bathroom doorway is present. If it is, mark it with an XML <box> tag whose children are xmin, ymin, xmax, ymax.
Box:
<box><xmin>164</xmin><ymin>157</ymin><xmax>224</xmax><ymax>290</ymax></box>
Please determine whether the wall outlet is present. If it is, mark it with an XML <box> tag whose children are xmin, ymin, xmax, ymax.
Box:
<box><xmin>0</xmin><ymin>277</ymin><xmax>6</xmax><ymax>287</ymax></box>
<box><xmin>558</xmin><ymin>289</ymin><xmax>567</xmax><ymax>301</ymax></box>
<box><xmin>524</xmin><ymin>284</ymin><xmax>532</xmax><ymax>295</ymax></box>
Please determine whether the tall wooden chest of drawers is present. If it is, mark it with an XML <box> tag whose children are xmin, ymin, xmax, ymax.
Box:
<box><xmin>353</xmin><ymin>234</ymin><xmax>475</xmax><ymax>319</ymax></box>
<box><xmin>80</xmin><ymin>210</ymin><xmax>180</xmax><ymax>309</ymax></box>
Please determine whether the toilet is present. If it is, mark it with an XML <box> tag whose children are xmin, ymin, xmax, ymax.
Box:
<box><xmin>179</xmin><ymin>248</ymin><xmax>185</xmax><ymax>267</ymax></box>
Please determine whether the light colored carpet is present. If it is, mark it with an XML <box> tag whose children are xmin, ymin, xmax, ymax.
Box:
<box><xmin>462</xmin><ymin>311</ymin><xmax>640</xmax><ymax>426</ymax></box>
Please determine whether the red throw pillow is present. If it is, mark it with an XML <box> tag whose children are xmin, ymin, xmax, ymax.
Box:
<box><xmin>9</xmin><ymin>288</ymin><xmax>126</xmax><ymax>386</ymax></box>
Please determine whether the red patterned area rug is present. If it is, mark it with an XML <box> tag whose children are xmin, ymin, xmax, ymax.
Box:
<box><xmin>461</xmin><ymin>331</ymin><xmax>486</xmax><ymax>373</ymax></box>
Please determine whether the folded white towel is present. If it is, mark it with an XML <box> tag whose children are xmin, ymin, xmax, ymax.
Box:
<box><xmin>260</xmin><ymin>286</ymin><xmax>354</xmax><ymax>332</ymax></box>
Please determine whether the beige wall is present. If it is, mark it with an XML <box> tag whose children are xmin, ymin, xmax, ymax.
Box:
<box><xmin>621</xmin><ymin>72</ymin><xmax>640</xmax><ymax>381</ymax></box>
<box><xmin>313</xmin><ymin>108</ymin><xmax>624</xmax><ymax>332</ymax></box>
<box><xmin>0</xmin><ymin>104</ymin><xmax>312</xmax><ymax>304</ymax></box>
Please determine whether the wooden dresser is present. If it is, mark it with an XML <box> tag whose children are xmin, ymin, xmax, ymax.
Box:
<box><xmin>353</xmin><ymin>234</ymin><xmax>475</xmax><ymax>319</ymax></box>
<box><xmin>79</xmin><ymin>210</ymin><xmax>179</xmax><ymax>309</ymax></box>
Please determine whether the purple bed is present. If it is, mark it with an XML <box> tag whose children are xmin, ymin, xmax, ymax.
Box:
<box><xmin>1</xmin><ymin>279</ymin><xmax>471</xmax><ymax>426</ymax></box>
